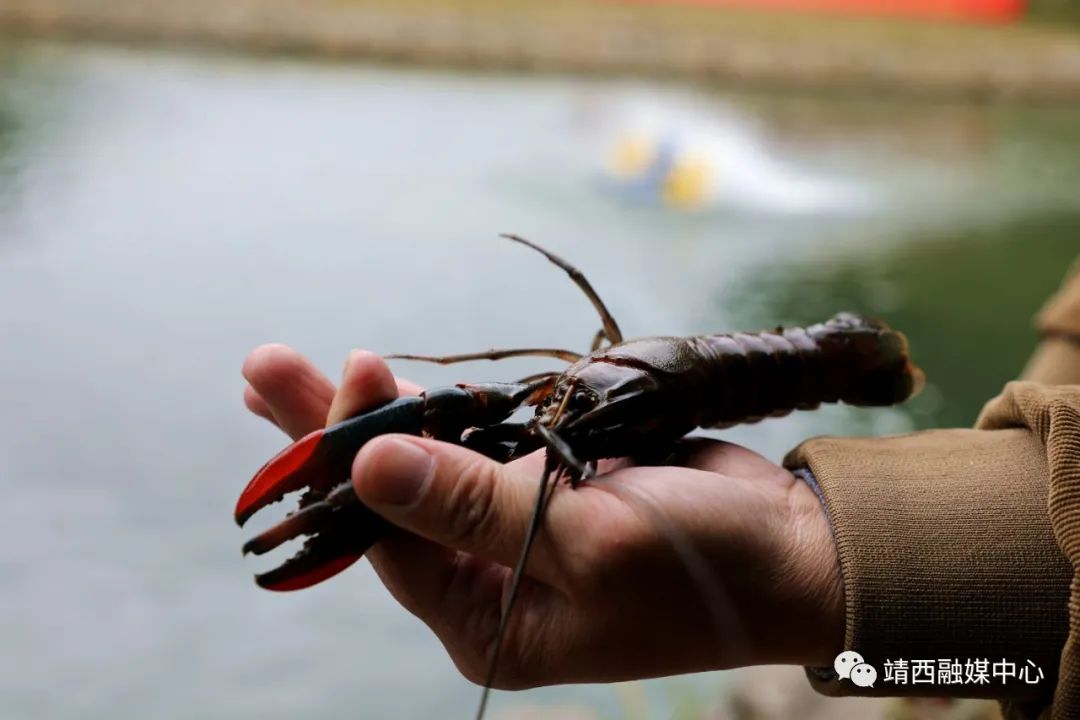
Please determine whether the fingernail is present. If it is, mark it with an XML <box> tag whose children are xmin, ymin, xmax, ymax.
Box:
<box><xmin>354</xmin><ymin>438</ymin><xmax>433</xmax><ymax>506</ymax></box>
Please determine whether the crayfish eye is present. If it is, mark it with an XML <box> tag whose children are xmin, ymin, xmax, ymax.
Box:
<box><xmin>571</xmin><ymin>389</ymin><xmax>593</xmax><ymax>408</ymax></box>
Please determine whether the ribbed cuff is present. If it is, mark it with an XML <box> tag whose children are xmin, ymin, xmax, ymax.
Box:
<box><xmin>785</xmin><ymin>429</ymin><xmax>1070</xmax><ymax>701</ymax></box>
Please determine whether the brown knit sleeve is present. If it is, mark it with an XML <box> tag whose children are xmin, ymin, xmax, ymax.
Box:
<box><xmin>784</xmin><ymin>417</ymin><xmax>1071</xmax><ymax>704</ymax></box>
<box><xmin>978</xmin><ymin>383</ymin><xmax>1080</xmax><ymax>719</ymax></box>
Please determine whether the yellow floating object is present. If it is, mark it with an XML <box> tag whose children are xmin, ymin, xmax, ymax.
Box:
<box><xmin>608</xmin><ymin>133</ymin><xmax>657</xmax><ymax>180</ymax></box>
<box><xmin>662</xmin><ymin>154</ymin><xmax>713</xmax><ymax>210</ymax></box>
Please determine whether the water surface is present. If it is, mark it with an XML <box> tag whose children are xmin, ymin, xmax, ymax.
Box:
<box><xmin>1</xmin><ymin>39</ymin><xmax>1077</xmax><ymax>719</ymax></box>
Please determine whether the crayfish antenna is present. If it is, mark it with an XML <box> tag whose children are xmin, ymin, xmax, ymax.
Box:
<box><xmin>474</xmin><ymin>454</ymin><xmax>561</xmax><ymax>720</ymax></box>
<box><xmin>535</xmin><ymin>423</ymin><xmax>588</xmax><ymax>481</ymax></box>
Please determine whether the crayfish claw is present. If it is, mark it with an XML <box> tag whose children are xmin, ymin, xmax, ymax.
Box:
<box><xmin>235</xmin><ymin>429</ymin><xmax>328</xmax><ymax>527</ymax></box>
<box><xmin>236</xmin><ymin>396</ymin><xmax>425</xmax><ymax>590</ymax></box>
<box><xmin>241</xmin><ymin>493</ymin><xmax>334</xmax><ymax>557</ymax></box>
<box><xmin>250</xmin><ymin>483</ymin><xmax>392</xmax><ymax>592</ymax></box>
<box><xmin>234</xmin><ymin>396</ymin><xmax>425</xmax><ymax>526</ymax></box>
<box><xmin>255</xmin><ymin>549</ymin><xmax>362</xmax><ymax>592</ymax></box>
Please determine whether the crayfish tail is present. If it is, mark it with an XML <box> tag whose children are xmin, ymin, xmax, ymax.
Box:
<box><xmin>694</xmin><ymin>313</ymin><xmax>925</xmax><ymax>428</ymax></box>
<box><xmin>814</xmin><ymin>313</ymin><xmax>925</xmax><ymax>407</ymax></box>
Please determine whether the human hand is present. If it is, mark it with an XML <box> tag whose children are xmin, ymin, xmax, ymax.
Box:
<box><xmin>242</xmin><ymin>344</ymin><xmax>843</xmax><ymax>689</ymax></box>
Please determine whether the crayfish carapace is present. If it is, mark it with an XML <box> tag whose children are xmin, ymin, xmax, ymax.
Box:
<box><xmin>234</xmin><ymin>235</ymin><xmax>924</xmax><ymax>714</ymax></box>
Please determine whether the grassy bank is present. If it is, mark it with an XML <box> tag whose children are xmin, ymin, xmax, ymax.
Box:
<box><xmin>1031</xmin><ymin>0</ymin><xmax>1080</xmax><ymax>24</ymax></box>
<box><xmin>3</xmin><ymin>0</ymin><xmax>1080</xmax><ymax>100</ymax></box>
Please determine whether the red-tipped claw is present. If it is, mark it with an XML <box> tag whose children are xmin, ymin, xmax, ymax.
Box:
<box><xmin>235</xmin><ymin>429</ymin><xmax>327</xmax><ymax>527</ymax></box>
<box><xmin>235</xmin><ymin>396</ymin><xmax>425</xmax><ymax>591</ymax></box>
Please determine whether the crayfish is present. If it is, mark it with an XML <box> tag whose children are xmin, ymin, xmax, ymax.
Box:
<box><xmin>235</xmin><ymin>235</ymin><xmax>924</xmax><ymax>717</ymax></box>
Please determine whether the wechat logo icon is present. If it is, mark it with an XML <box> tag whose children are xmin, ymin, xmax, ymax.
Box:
<box><xmin>835</xmin><ymin>651</ymin><xmax>877</xmax><ymax>688</ymax></box>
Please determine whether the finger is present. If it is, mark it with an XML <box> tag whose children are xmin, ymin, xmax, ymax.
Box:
<box><xmin>243</xmin><ymin>384</ymin><xmax>275</xmax><ymax>424</ymax></box>
<box><xmin>395</xmin><ymin>376</ymin><xmax>424</xmax><ymax>397</ymax></box>
<box><xmin>243</xmin><ymin>353</ymin><xmax>421</xmax><ymax>430</ymax></box>
<box><xmin>352</xmin><ymin>434</ymin><xmax>578</xmax><ymax>580</ymax></box>
<box><xmin>326</xmin><ymin>350</ymin><xmax>400</xmax><ymax>426</ymax></box>
<box><xmin>242</xmin><ymin>344</ymin><xmax>336</xmax><ymax>440</ymax></box>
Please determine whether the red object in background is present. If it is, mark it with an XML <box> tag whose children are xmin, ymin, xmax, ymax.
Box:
<box><xmin>625</xmin><ymin>0</ymin><xmax>1024</xmax><ymax>22</ymax></box>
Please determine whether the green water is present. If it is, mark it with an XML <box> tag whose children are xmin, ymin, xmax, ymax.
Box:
<box><xmin>1</xmin><ymin>38</ymin><xmax>1077</xmax><ymax>720</ymax></box>
<box><xmin>743</xmin><ymin>213</ymin><xmax>1078</xmax><ymax>429</ymax></box>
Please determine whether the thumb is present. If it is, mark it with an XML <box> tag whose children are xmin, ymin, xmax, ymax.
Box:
<box><xmin>352</xmin><ymin>435</ymin><xmax>561</xmax><ymax>578</ymax></box>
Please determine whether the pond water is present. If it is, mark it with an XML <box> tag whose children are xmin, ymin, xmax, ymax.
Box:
<box><xmin>1</xmin><ymin>39</ymin><xmax>1078</xmax><ymax>719</ymax></box>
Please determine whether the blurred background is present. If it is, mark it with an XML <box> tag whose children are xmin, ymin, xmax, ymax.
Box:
<box><xmin>1</xmin><ymin>1</ymin><xmax>1078</xmax><ymax>719</ymax></box>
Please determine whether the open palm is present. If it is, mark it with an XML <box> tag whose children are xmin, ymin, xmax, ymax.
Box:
<box><xmin>241</xmin><ymin>343</ymin><xmax>842</xmax><ymax>688</ymax></box>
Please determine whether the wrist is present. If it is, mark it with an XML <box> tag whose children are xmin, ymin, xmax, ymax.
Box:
<box><xmin>772</xmin><ymin>471</ymin><xmax>844</xmax><ymax>666</ymax></box>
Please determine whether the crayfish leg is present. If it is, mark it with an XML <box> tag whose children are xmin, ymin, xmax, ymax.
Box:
<box><xmin>462</xmin><ymin>423</ymin><xmax>544</xmax><ymax>463</ymax></box>
<box><xmin>386</xmin><ymin>348</ymin><xmax>581</xmax><ymax>364</ymax></box>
